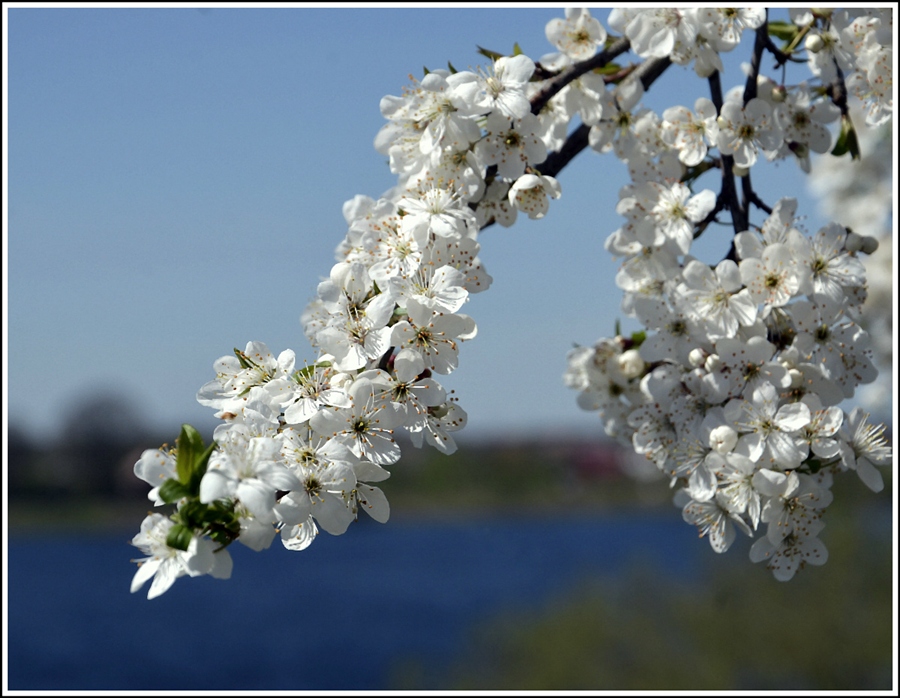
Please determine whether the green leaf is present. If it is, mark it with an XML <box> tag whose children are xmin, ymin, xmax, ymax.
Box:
<box><xmin>767</xmin><ymin>19</ymin><xmax>799</xmax><ymax>41</ymax></box>
<box><xmin>447</xmin><ymin>60</ymin><xmax>458</xmax><ymax>74</ymax></box>
<box><xmin>423</xmin><ymin>65</ymin><xmax>430</xmax><ymax>76</ymax></box>
<box><xmin>831</xmin><ymin>113</ymin><xmax>861</xmax><ymax>160</ymax></box>
<box><xmin>159</xmin><ymin>478</ymin><xmax>192</xmax><ymax>504</ymax></box>
<box><xmin>175</xmin><ymin>424</ymin><xmax>203</xmax><ymax>485</ymax></box>
<box><xmin>512</xmin><ymin>42</ymin><xmax>523</xmax><ymax>56</ymax></box>
<box><xmin>166</xmin><ymin>523</ymin><xmax>193</xmax><ymax>552</ymax></box>
<box><xmin>614</xmin><ymin>319</ymin><xmax>622</xmax><ymax>337</ymax></box>
<box><xmin>476</xmin><ymin>45</ymin><xmax>505</xmax><ymax>61</ymax></box>
<box><xmin>630</xmin><ymin>330</ymin><xmax>647</xmax><ymax>348</ymax></box>
<box><xmin>188</xmin><ymin>442</ymin><xmax>215</xmax><ymax>494</ymax></box>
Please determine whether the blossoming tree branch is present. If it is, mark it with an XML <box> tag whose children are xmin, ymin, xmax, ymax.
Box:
<box><xmin>130</xmin><ymin>7</ymin><xmax>894</xmax><ymax>598</ymax></box>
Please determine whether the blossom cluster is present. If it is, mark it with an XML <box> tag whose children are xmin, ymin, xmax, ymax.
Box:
<box><xmin>130</xmin><ymin>7</ymin><xmax>893</xmax><ymax>596</ymax></box>
<box><xmin>563</xmin><ymin>8</ymin><xmax>893</xmax><ymax>580</ymax></box>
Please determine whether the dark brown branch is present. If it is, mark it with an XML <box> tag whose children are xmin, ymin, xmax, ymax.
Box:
<box><xmin>742</xmin><ymin>170</ymin><xmax>773</xmax><ymax>215</ymax></box>
<box><xmin>743</xmin><ymin>11</ymin><xmax>768</xmax><ymax>105</ymax></box>
<box><xmin>534</xmin><ymin>55</ymin><xmax>673</xmax><ymax>179</ymax></box>
<box><xmin>476</xmin><ymin>54</ymin><xmax>673</xmax><ymax>231</ymax></box>
<box><xmin>764</xmin><ymin>36</ymin><xmax>806</xmax><ymax>69</ymax></box>
<box><xmin>706</xmin><ymin>70</ymin><xmax>747</xmax><ymax>244</ymax></box>
<box><xmin>530</xmin><ymin>37</ymin><xmax>631</xmax><ymax>116</ymax></box>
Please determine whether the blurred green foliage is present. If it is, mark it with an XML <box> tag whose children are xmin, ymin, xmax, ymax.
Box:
<box><xmin>385</xmin><ymin>437</ymin><xmax>670</xmax><ymax>512</ymax></box>
<box><xmin>392</xmin><ymin>470</ymin><xmax>894</xmax><ymax>691</ymax></box>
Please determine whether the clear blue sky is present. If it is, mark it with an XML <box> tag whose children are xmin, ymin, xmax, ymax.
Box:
<box><xmin>5</xmin><ymin>6</ymin><xmax>852</xmax><ymax>443</ymax></box>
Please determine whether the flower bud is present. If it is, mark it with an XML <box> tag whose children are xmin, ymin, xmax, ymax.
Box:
<box><xmin>844</xmin><ymin>231</ymin><xmax>864</xmax><ymax>252</ymax></box>
<box><xmin>705</xmin><ymin>353</ymin><xmax>722</xmax><ymax>373</ymax></box>
<box><xmin>330</xmin><ymin>371</ymin><xmax>354</xmax><ymax>390</ymax></box>
<box><xmin>805</xmin><ymin>34</ymin><xmax>825</xmax><ymax>53</ymax></box>
<box><xmin>860</xmin><ymin>235</ymin><xmax>879</xmax><ymax>255</ymax></box>
<box><xmin>617</xmin><ymin>349</ymin><xmax>645</xmax><ymax>379</ymax></box>
<box><xmin>770</xmin><ymin>85</ymin><xmax>788</xmax><ymax>102</ymax></box>
<box><xmin>689</xmin><ymin>347</ymin><xmax>708</xmax><ymax>368</ymax></box>
<box><xmin>733</xmin><ymin>164</ymin><xmax>749</xmax><ymax>177</ymax></box>
<box><xmin>788</xmin><ymin>368</ymin><xmax>804</xmax><ymax>388</ymax></box>
<box><xmin>709</xmin><ymin>425</ymin><xmax>738</xmax><ymax>454</ymax></box>
<box><xmin>780</xmin><ymin>345</ymin><xmax>800</xmax><ymax>365</ymax></box>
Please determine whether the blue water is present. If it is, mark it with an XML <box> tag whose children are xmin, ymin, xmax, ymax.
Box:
<box><xmin>7</xmin><ymin>511</ymin><xmax>702</xmax><ymax>690</ymax></box>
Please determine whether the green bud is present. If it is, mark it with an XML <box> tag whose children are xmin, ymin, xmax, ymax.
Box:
<box><xmin>831</xmin><ymin>113</ymin><xmax>861</xmax><ymax>160</ymax></box>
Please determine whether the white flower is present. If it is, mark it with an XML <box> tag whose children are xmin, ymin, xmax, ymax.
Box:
<box><xmin>725</xmin><ymin>383</ymin><xmax>810</xmax><ymax>469</ymax></box>
<box><xmin>683</xmin><ymin>491</ymin><xmax>753</xmax><ymax>553</ymax></box>
<box><xmin>507</xmin><ymin>173</ymin><xmax>561</xmax><ymax>220</ymax></box>
<box><xmin>774</xmin><ymin>84</ymin><xmax>838</xmax><ymax>155</ymax></box>
<box><xmin>309</xmin><ymin>377</ymin><xmax>405</xmax><ymax>466</ymax></box>
<box><xmin>716</xmin><ymin>98</ymin><xmax>783</xmax><ymax>169</ymax></box>
<box><xmin>738</xmin><ymin>242</ymin><xmax>804</xmax><ymax>317</ymax></box>
<box><xmin>614</xmin><ymin>8</ymin><xmax>699</xmax><ymax>60</ymax></box>
<box><xmin>196</xmin><ymin>341</ymin><xmax>294</xmax><ymax>417</ymax></box>
<box><xmin>475</xmin><ymin>112</ymin><xmax>548</xmax><ymax>180</ymax></box>
<box><xmin>409</xmin><ymin>401</ymin><xmax>468</xmax><ymax>455</ymax></box>
<box><xmin>838</xmin><ymin>407</ymin><xmax>893</xmax><ymax>492</ymax></box>
<box><xmin>200</xmin><ymin>424</ymin><xmax>300</xmax><ymax>522</ymax></box>
<box><xmin>281</xmin><ymin>363</ymin><xmax>352</xmax><ymax>426</ymax></box>
<box><xmin>749</xmin><ymin>517</ymin><xmax>829</xmax><ymax>581</ymax></box>
<box><xmin>676</xmin><ymin>259</ymin><xmax>758</xmax><ymax>340</ymax></box>
<box><xmin>647</xmin><ymin>182</ymin><xmax>715</xmax><ymax>255</ymax></box>
<box><xmin>545</xmin><ymin>8</ymin><xmax>607</xmax><ymax>62</ymax></box>
<box><xmin>752</xmin><ymin>469</ymin><xmax>832</xmax><ymax>545</ymax></box>
<box><xmin>389</xmin><ymin>263</ymin><xmax>469</xmax><ymax>316</ymax></box>
<box><xmin>130</xmin><ymin>513</ymin><xmax>232</xmax><ymax>599</ymax></box>
<box><xmin>389</xmin><ymin>304</ymin><xmax>475</xmax><ymax>376</ymax></box>
<box><xmin>788</xmin><ymin>222</ymin><xmax>866</xmax><ymax>304</ymax></box>
<box><xmin>399</xmin><ymin>186</ymin><xmax>477</xmax><ymax>247</ymax></box>
<box><xmin>697</xmin><ymin>7</ymin><xmax>766</xmax><ymax>52</ymax></box>
<box><xmin>661</xmin><ymin>97</ymin><xmax>719</xmax><ymax>166</ymax></box>
<box><xmin>133</xmin><ymin>447</ymin><xmax>177</xmax><ymax>506</ymax></box>
<box><xmin>475</xmin><ymin>54</ymin><xmax>535</xmax><ymax>120</ymax></box>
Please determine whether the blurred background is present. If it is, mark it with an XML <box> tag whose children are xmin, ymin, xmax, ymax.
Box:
<box><xmin>5</xmin><ymin>6</ymin><xmax>895</xmax><ymax>691</ymax></box>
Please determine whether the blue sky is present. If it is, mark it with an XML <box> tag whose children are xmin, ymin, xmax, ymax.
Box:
<box><xmin>5</xmin><ymin>6</ymin><xmax>869</xmax><ymax>443</ymax></box>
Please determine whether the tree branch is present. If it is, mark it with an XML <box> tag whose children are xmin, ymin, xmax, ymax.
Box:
<box><xmin>535</xmin><ymin>55</ymin><xmax>672</xmax><ymax>179</ymax></box>
<box><xmin>530</xmin><ymin>37</ymin><xmax>631</xmax><ymax>116</ymax></box>
<box><xmin>476</xmin><ymin>53</ymin><xmax>673</xmax><ymax>231</ymax></box>
<box><xmin>742</xmin><ymin>11</ymin><xmax>769</xmax><ymax>106</ymax></box>
<box><xmin>706</xmin><ymin>70</ymin><xmax>747</xmax><ymax>245</ymax></box>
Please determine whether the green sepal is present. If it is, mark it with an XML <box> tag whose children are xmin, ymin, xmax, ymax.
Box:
<box><xmin>831</xmin><ymin>113</ymin><xmax>861</xmax><ymax>160</ymax></box>
<box><xmin>423</xmin><ymin>65</ymin><xmax>430</xmax><ymax>76</ymax></box>
<box><xmin>591</xmin><ymin>62</ymin><xmax>622</xmax><ymax>76</ymax></box>
<box><xmin>477</xmin><ymin>45</ymin><xmax>505</xmax><ymax>61</ymax></box>
<box><xmin>166</xmin><ymin>523</ymin><xmax>193</xmax><ymax>552</ymax></box>
<box><xmin>767</xmin><ymin>20</ymin><xmax>799</xmax><ymax>41</ymax></box>
<box><xmin>447</xmin><ymin>61</ymin><xmax>458</xmax><ymax>74</ymax></box>
<box><xmin>805</xmin><ymin>458</ymin><xmax>824</xmax><ymax>474</ymax></box>
<box><xmin>234</xmin><ymin>347</ymin><xmax>253</xmax><ymax>369</ymax></box>
<box><xmin>159</xmin><ymin>478</ymin><xmax>192</xmax><ymax>504</ymax></box>
<box><xmin>512</xmin><ymin>42</ymin><xmax>523</xmax><ymax>56</ymax></box>
<box><xmin>175</xmin><ymin>424</ymin><xmax>204</xmax><ymax>485</ymax></box>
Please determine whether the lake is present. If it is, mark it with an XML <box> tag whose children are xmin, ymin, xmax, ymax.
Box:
<box><xmin>7</xmin><ymin>510</ymin><xmax>708</xmax><ymax>690</ymax></box>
